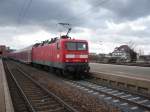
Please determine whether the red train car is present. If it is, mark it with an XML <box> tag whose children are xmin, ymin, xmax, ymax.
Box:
<box><xmin>8</xmin><ymin>36</ymin><xmax>90</xmax><ymax>77</ymax></box>
<box><xmin>0</xmin><ymin>45</ymin><xmax>7</xmax><ymax>57</ymax></box>
<box><xmin>8</xmin><ymin>46</ymin><xmax>32</xmax><ymax>64</ymax></box>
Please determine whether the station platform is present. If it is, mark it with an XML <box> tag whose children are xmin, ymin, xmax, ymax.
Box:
<box><xmin>90</xmin><ymin>63</ymin><xmax>150</xmax><ymax>80</ymax></box>
<box><xmin>0</xmin><ymin>59</ymin><xmax>14</xmax><ymax>112</ymax></box>
<box><xmin>90</xmin><ymin>63</ymin><xmax>150</xmax><ymax>95</ymax></box>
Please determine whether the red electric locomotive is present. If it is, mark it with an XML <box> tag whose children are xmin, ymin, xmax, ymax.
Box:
<box><xmin>8</xmin><ymin>23</ymin><xmax>90</xmax><ymax>78</ymax></box>
<box><xmin>8</xmin><ymin>36</ymin><xmax>90</xmax><ymax>78</ymax></box>
<box><xmin>32</xmin><ymin>35</ymin><xmax>90</xmax><ymax>76</ymax></box>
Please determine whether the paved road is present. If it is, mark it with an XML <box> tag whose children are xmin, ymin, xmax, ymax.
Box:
<box><xmin>90</xmin><ymin>63</ymin><xmax>150</xmax><ymax>79</ymax></box>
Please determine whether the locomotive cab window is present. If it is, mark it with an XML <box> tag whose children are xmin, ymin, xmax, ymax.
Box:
<box><xmin>65</xmin><ymin>42</ymin><xmax>76</xmax><ymax>50</ymax></box>
<box><xmin>77</xmin><ymin>42</ymin><xmax>87</xmax><ymax>50</ymax></box>
<box><xmin>65</xmin><ymin>42</ymin><xmax>87</xmax><ymax>50</ymax></box>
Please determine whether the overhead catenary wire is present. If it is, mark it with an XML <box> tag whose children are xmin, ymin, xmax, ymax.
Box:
<box><xmin>16</xmin><ymin>0</ymin><xmax>109</xmax><ymax>37</ymax></box>
<box><xmin>17</xmin><ymin>0</ymin><xmax>109</xmax><ymax>26</ymax></box>
<box><xmin>21</xmin><ymin>0</ymin><xmax>33</xmax><ymax>23</ymax></box>
<box><xmin>17</xmin><ymin>0</ymin><xmax>27</xmax><ymax>24</ymax></box>
<box><xmin>61</xmin><ymin>0</ymin><xmax>110</xmax><ymax>23</ymax></box>
<box><xmin>17</xmin><ymin>0</ymin><xmax>109</xmax><ymax>29</ymax></box>
<box><xmin>17</xmin><ymin>0</ymin><xmax>33</xmax><ymax>25</ymax></box>
<box><xmin>56</xmin><ymin>0</ymin><xmax>109</xmax><ymax>35</ymax></box>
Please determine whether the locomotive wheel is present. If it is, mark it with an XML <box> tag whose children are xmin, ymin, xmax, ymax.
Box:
<box><xmin>62</xmin><ymin>70</ymin><xmax>74</xmax><ymax>79</ymax></box>
<box><xmin>74</xmin><ymin>72</ymin><xmax>82</xmax><ymax>80</ymax></box>
<box><xmin>62</xmin><ymin>70</ymin><xmax>69</xmax><ymax>77</ymax></box>
<box><xmin>49</xmin><ymin>67</ymin><xmax>55</xmax><ymax>73</ymax></box>
<box><xmin>56</xmin><ymin>69</ymin><xmax>62</xmax><ymax>76</ymax></box>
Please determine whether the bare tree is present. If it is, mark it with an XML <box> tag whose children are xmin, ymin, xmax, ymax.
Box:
<box><xmin>128</xmin><ymin>41</ymin><xmax>137</xmax><ymax>51</ymax></box>
<box><xmin>127</xmin><ymin>41</ymin><xmax>137</xmax><ymax>62</ymax></box>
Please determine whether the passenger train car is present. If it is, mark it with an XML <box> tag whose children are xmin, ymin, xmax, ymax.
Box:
<box><xmin>8</xmin><ymin>36</ymin><xmax>90</xmax><ymax>78</ymax></box>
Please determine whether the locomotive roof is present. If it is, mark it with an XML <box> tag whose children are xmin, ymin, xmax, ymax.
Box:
<box><xmin>60</xmin><ymin>38</ymin><xmax>88</xmax><ymax>42</ymax></box>
<box><xmin>10</xmin><ymin>37</ymin><xmax>88</xmax><ymax>54</ymax></box>
<box><xmin>33</xmin><ymin>37</ymin><xmax>88</xmax><ymax>47</ymax></box>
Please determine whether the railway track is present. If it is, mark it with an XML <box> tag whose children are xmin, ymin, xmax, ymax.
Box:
<box><xmin>4</xmin><ymin>62</ymin><xmax>30</xmax><ymax>112</ymax></box>
<box><xmin>6</xmin><ymin>60</ymin><xmax>150</xmax><ymax>112</ymax></box>
<box><xmin>65</xmin><ymin>80</ymin><xmax>150</xmax><ymax>112</ymax></box>
<box><xmin>4</xmin><ymin>62</ymin><xmax>78</xmax><ymax>112</ymax></box>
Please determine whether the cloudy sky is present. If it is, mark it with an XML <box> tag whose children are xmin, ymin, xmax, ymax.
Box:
<box><xmin>0</xmin><ymin>0</ymin><xmax>150</xmax><ymax>54</ymax></box>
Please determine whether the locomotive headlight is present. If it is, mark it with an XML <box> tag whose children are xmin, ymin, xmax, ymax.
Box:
<box><xmin>80</xmin><ymin>55</ymin><xmax>88</xmax><ymax>58</ymax></box>
<box><xmin>85</xmin><ymin>59</ymin><xmax>88</xmax><ymax>62</ymax></box>
<box><xmin>65</xmin><ymin>54</ymin><xmax>75</xmax><ymax>58</ymax></box>
<box><xmin>65</xmin><ymin>59</ymin><xmax>69</xmax><ymax>62</ymax></box>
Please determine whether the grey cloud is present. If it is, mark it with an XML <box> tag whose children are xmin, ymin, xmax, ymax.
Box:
<box><xmin>1</xmin><ymin>0</ymin><xmax>150</xmax><ymax>29</ymax></box>
<box><xmin>1</xmin><ymin>0</ymin><xmax>150</xmax><ymax>54</ymax></box>
<box><xmin>0</xmin><ymin>0</ymin><xmax>83</xmax><ymax>31</ymax></box>
<box><xmin>88</xmin><ymin>0</ymin><xmax>150</xmax><ymax>22</ymax></box>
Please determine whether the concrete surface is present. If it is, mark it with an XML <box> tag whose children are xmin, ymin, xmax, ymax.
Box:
<box><xmin>90</xmin><ymin>63</ymin><xmax>150</xmax><ymax>80</ymax></box>
<box><xmin>0</xmin><ymin>59</ymin><xmax>14</xmax><ymax>112</ymax></box>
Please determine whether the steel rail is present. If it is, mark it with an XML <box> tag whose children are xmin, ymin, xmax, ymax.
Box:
<box><xmin>5</xmin><ymin>62</ymin><xmax>36</xmax><ymax>112</ymax></box>
<box><xmin>7</xmin><ymin>61</ymin><xmax>79</xmax><ymax>112</ymax></box>
<box><xmin>17</xmin><ymin>67</ymin><xmax>79</xmax><ymax>112</ymax></box>
<box><xmin>89</xmin><ymin>72</ymin><xmax>150</xmax><ymax>99</ymax></box>
<box><xmin>14</xmin><ymin>60</ymin><xmax>150</xmax><ymax>110</ymax></box>
<box><xmin>72</xmin><ymin>80</ymin><xmax>150</xmax><ymax>111</ymax></box>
